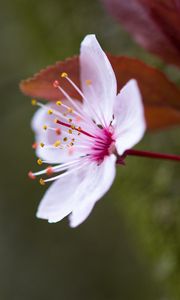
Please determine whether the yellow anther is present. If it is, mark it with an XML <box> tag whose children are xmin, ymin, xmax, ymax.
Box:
<box><xmin>40</xmin><ymin>142</ymin><xmax>45</xmax><ymax>148</ymax></box>
<box><xmin>56</xmin><ymin>100</ymin><xmax>62</xmax><ymax>106</ymax></box>
<box><xmin>68</xmin><ymin>107</ymin><xmax>73</xmax><ymax>113</ymax></box>
<box><xmin>71</xmin><ymin>138</ymin><xmax>75</xmax><ymax>142</ymax></box>
<box><xmin>86</xmin><ymin>79</ymin><xmax>92</xmax><ymax>86</ymax></box>
<box><xmin>39</xmin><ymin>178</ymin><xmax>45</xmax><ymax>186</ymax></box>
<box><xmin>68</xmin><ymin>118</ymin><xmax>72</xmax><ymax>123</ymax></box>
<box><xmin>43</xmin><ymin>125</ymin><xmax>47</xmax><ymax>130</ymax></box>
<box><xmin>70</xmin><ymin>142</ymin><xmax>74</xmax><ymax>146</ymax></box>
<box><xmin>71</xmin><ymin>124</ymin><xmax>75</xmax><ymax>129</ymax></box>
<box><xmin>63</xmin><ymin>137</ymin><xmax>68</xmax><ymax>142</ymax></box>
<box><xmin>68</xmin><ymin>129</ymin><xmax>72</xmax><ymax>134</ymax></box>
<box><xmin>53</xmin><ymin>140</ymin><xmax>61</xmax><ymax>147</ymax></box>
<box><xmin>37</xmin><ymin>158</ymin><xmax>43</xmax><ymax>165</ymax></box>
<box><xmin>31</xmin><ymin>99</ymin><xmax>37</xmax><ymax>106</ymax></box>
<box><xmin>48</xmin><ymin>109</ymin><xmax>53</xmax><ymax>115</ymax></box>
<box><xmin>61</xmin><ymin>72</ymin><xmax>68</xmax><ymax>78</ymax></box>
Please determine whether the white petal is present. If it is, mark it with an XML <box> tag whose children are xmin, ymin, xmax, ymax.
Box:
<box><xmin>113</xmin><ymin>80</ymin><xmax>146</xmax><ymax>155</ymax></box>
<box><xmin>36</xmin><ymin>168</ymin><xmax>81</xmax><ymax>223</ymax></box>
<box><xmin>31</xmin><ymin>102</ymin><xmax>82</xmax><ymax>163</ymax></box>
<box><xmin>80</xmin><ymin>34</ymin><xmax>117</xmax><ymax>125</ymax></box>
<box><xmin>69</xmin><ymin>154</ymin><xmax>116</xmax><ymax>228</ymax></box>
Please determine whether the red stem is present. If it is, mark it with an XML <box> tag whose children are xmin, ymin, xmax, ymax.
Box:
<box><xmin>117</xmin><ymin>149</ymin><xmax>180</xmax><ymax>164</ymax></box>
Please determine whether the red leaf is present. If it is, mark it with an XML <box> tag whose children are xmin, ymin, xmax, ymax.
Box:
<box><xmin>20</xmin><ymin>55</ymin><xmax>180</xmax><ymax>130</ymax></box>
<box><xmin>102</xmin><ymin>0</ymin><xmax>180</xmax><ymax>67</ymax></box>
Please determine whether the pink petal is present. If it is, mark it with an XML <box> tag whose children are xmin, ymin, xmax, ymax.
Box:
<box><xmin>80</xmin><ymin>34</ymin><xmax>117</xmax><ymax>124</ymax></box>
<box><xmin>114</xmin><ymin>79</ymin><xmax>146</xmax><ymax>155</ymax></box>
<box><xmin>69</xmin><ymin>154</ymin><xmax>116</xmax><ymax>228</ymax></box>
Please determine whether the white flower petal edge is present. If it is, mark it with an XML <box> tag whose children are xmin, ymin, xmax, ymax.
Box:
<box><xmin>113</xmin><ymin>79</ymin><xmax>146</xmax><ymax>155</ymax></box>
<box><xmin>69</xmin><ymin>154</ymin><xmax>116</xmax><ymax>227</ymax></box>
<box><xmin>80</xmin><ymin>34</ymin><xmax>117</xmax><ymax>125</ymax></box>
<box><xmin>36</xmin><ymin>154</ymin><xmax>116</xmax><ymax>224</ymax></box>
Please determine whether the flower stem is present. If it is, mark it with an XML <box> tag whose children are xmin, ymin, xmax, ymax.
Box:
<box><xmin>117</xmin><ymin>149</ymin><xmax>180</xmax><ymax>164</ymax></box>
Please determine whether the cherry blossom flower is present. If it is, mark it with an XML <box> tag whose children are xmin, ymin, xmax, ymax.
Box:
<box><xmin>30</xmin><ymin>34</ymin><xmax>146</xmax><ymax>227</ymax></box>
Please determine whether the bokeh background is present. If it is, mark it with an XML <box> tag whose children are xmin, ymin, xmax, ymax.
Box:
<box><xmin>1</xmin><ymin>0</ymin><xmax>180</xmax><ymax>299</ymax></box>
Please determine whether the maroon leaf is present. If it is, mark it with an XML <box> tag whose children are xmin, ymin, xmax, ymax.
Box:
<box><xmin>102</xmin><ymin>0</ymin><xmax>180</xmax><ymax>67</ymax></box>
<box><xmin>20</xmin><ymin>55</ymin><xmax>180</xmax><ymax>130</ymax></box>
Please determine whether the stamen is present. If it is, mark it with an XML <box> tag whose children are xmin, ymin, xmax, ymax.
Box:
<box><xmin>31</xmin><ymin>99</ymin><xmax>37</xmax><ymax>106</ymax></box>
<box><xmin>40</xmin><ymin>142</ymin><xmax>45</xmax><ymax>148</ymax></box>
<box><xmin>56</xmin><ymin>120</ymin><xmax>95</xmax><ymax>138</ymax></box>
<box><xmin>46</xmin><ymin>166</ymin><xmax>54</xmax><ymax>176</ymax></box>
<box><xmin>28</xmin><ymin>171</ymin><xmax>36</xmax><ymax>180</ymax></box>
<box><xmin>32</xmin><ymin>142</ymin><xmax>37</xmax><ymax>149</ymax></box>
<box><xmin>37</xmin><ymin>158</ymin><xmax>43</xmax><ymax>165</ymax></box>
<box><xmin>39</xmin><ymin>178</ymin><xmax>45</xmax><ymax>185</ymax></box>
<box><xmin>53</xmin><ymin>140</ymin><xmax>61</xmax><ymax>147</ymax></box>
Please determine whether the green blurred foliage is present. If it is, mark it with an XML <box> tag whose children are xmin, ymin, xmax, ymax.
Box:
<box><xmin>0</xmin><ymin>0</ymin><xmax>179</xmax><ymax>299</ymax></box>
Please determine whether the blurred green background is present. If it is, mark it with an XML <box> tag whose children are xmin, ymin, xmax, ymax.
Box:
<box><xmin>1</xmin><ymin>0</ymin><xmax>180</xmax><ymax>299</ymax></box>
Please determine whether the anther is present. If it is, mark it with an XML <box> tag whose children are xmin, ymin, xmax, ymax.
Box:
<box><xmin>39</xmin><ymin>178</ymin><xmax>45</xmax><ymax>185</ymax></box>
<box><xmin>68</xmin><ymin>118</ymin><xmax>72</xmax><ymax>123</ymax></box>
<box><xmin>56</xmin><ymin>100</ymin><xmax>62</xmax><ymax>106</ymax></box>
<box><xmin>55</xmin><ymin>128</ymin><xmax>61</xmax><ymax>135</ymax></box>
<box><xmin>43</xmin><ymin>125</ymin><xmax>47</xmax><ymax>130</ymax></box>
<box><xmin>63</xmin><ymin>137</ymin><xmax>68</xmax><ymax>142</ymax></box>
<box><xmin>53</xmin><ymin>140</ymin><xmax>61</xmax><ymax>147</ymax></box>
<box><xmin>61</xmin><ymin>72</ymin><xmax>68</xmax><ymax>78</ymax></box>
<box><xmin>68</xmin><ymin>107</ymin><xmax>73</xmax><ymax>113</ymax></box>
<box><xmin>28</xmin><ymin>171</ymin><xmax>36</xmax><ymax>180</ymax></box>
<box><xmin>48</xmin><ymin>109</ymin><xmax>53</xmax><ymax>115</ymax></box>
<box><xmin>54</xmin><ymin>118</ymin><xmax>58</xmax><ymax>124</ymax></box>
<box><xmin>68</xmin><ymin>129</ymin><xmax>72</xmax><ymax>134</ymax></box>
<box><xmin>40</xmin><ymin>142</ymin><xmax>45</xmax><ymax>148</ymax></box>
<box><xmin>86</xmin><ymin>79</ymin><xmax>92</xmax><ymax>86</ymax></box>
<box><xmin>32</xmin><ymin>142</ymin><xmax>37</xmax><ymax>149</ymax></box>
<box><xmin>46</xmin><ymin>166</ymin><xmax>54</xmax><ymax>176</ymax></box>
<box><xmin>37</xmin><ymin>158</ymin><xmax>43</xmax><ymax>165</ymax></box>
<box><xmin>53</xmin><ymin>80</ymin><xmax>59</xmax><ymax>88</ymax></box>
<box><xmin>71</xmin><ymin>124</ymin><xmax>75</xmax><ymax>129</ymax></box>
<box><xmin>31</xmin><ymin>99</ymin><xmax>37</xmax><ymax>106</ymax></box>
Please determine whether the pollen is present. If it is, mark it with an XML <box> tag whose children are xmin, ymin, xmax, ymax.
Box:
<box><xmin>39</xmin><ymin>178</ymin><xmax>45</xmax><ymax>185</ymax></box>
<box><xmin>48</xmin><ymin>109</ymin><xmax>53</xmax><ymax>115</ymax></box>
<box><xmin>63</xmin><ymin>137</ymin><xmax>68</xmax><ymax>142</ymax></box>
<box><xmin>70</xmin><ymin>124</ymin><xmax>75</xmax><ymax>129</ymax></box>
<box><xmin>77</xmin><ymin>126</ymin><xmax>81</xmax><ymax>131</ymax></box>
<box><xmin>85</xmin><ymin>79</ymin><xmax>92</xmax><ymax>86</ymax></box>
<box><xmin>68</xmin><ymin>129</ymin><xmax>72</xmax><ymax>134</ymax></box>
<box><xmin>31</xmin><ymin>99</ymin><xmax>37</xmax><ymax>106</ymax></box>
<box><xmin>43</xmin><ymin>125</ymin><xmax>47</xmax><ymax>130</ymax></box>
<box><xmin>53</xmin><ymin>140</ymin><xmax>61</xmax><ymax>147</ymax></box>
<box><xmin>28</xmin><ymin>171</ymin><xmax>36</xmax><ymax>180</ymax></box>
<box><xmin>56</xmin><ymin>100</ymin><xmax>62</xmax><ymax>106</ymax></box>
<box><xmin>68</xmin><ymin>118</ymin><xmax>72</xmax><ymax>123</ymax></box>
<box><xmin>40</xmin><ymin>142</ymin><xmax>45</xmax><ymax>148</ymax></box>
<box><xmin>37</xmin><ymin>158</ymin><xmax>43</xmax><ymax>165</ymax></box>
<box><xmin>61</xmin><ymin>72</ymin><xmax>68</xmax><ymax>78</ymax></box>
<box><xmin>70</xmin><ymin>142</ymin><xmax>74</xmax><ymax>146</ymax></box>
